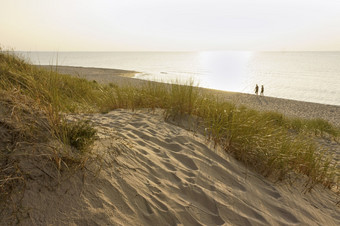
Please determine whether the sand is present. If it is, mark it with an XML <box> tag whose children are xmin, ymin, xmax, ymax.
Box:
<box><xmin>207</xmin><ymin>89</ymin><xmax>340</xmax><ymax>128</ymax></box>
<box><xmin>11</xmin><ymin>109</ymin><xmax>339</xmax><ymax>225</ymax></box>
<box><xmin>40</xmin><ymin>65</ymin><xmax>340</xmax><ymax>128</ymax></box>
<box><xmin>4</xmin><ymin>65</ymin><xmax>338</xmax><ymax>225</ymax></box>
<box><xmin>38</xmin><ymin>65</ymin><xmax>139</xmax><ymax>83</ymax></box>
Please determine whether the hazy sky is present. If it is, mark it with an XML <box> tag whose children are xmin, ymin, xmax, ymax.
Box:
<box><xmin>1</xmin><ymin>0</ymin><xmax>340</xmax><ymax>51</ymax></box>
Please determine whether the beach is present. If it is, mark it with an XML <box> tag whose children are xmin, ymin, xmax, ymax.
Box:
<box><xmin>3</xmin><ymin>0</ymin><xmax>340</xmax><ymax>223</ymax></box>
<box><xmin>2</xmin><ymin>65</ymin><xmax>330</xmax><ymax>225</ymax></box>
<box><xmin>41</xmin><ymin>65</ymin><xmax>340</xmax><ymax>127</ymax></box>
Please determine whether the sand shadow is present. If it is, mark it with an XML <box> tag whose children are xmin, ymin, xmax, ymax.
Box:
<box><xmin>255</xmin><ymin>95</ymin><xmax>268</xmax><ymax>105</ymax></box>
<box><xmin>260</xmin><ymin>96</ymin><xmax>268</xmax><ymax>104</ymax></box>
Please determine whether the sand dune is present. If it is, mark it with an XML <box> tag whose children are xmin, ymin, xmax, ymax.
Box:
<box><xmin>12</xmin><ymin>65</ymin><xmax>338</xmax><ymax>225</ymax></box>
<box><xmin>16</xmin><ymin>109</ymin><xmax>339</xmax><ymax>225</ymax></box>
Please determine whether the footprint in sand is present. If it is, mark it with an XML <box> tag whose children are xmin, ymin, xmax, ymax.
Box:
<box><xmin>180</xmin><ymin>169</ymin><xmax>196</xmax><ymax>178</ymax></box>
<box><xmin>149</xmin><ymin>196</ymin><xmax>169</xmax><ymax>212</ymax></box>
<box><xmin>134</xmin><ymin>195</ymin><xmax>154</xmax><ymax>215</ymax></box>
<box><xmin>161</xmin><ymin>161</ymin><xmax>177</xmax><ymax>171</ymax></box>
<box><xmin>170</xmin><ymin>152</ymin><xmax>198</xmax><ymax>170</ymax></box>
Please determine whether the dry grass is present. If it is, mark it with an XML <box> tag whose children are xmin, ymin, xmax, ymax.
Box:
<box><xmin>0</xmin><ymin>50</ymin><xmax>99</xmax><ymax>218</ymax></box>
<box><xmin>0</xmin><ymin>49</ymin><xmax>339</xmax><ymax>212</ymax></box>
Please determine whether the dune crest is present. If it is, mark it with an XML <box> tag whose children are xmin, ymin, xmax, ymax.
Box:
<box><xmin>14</xmin><ymin>109</ymin><xmax>339</xmax><ymax>225</ymax></box>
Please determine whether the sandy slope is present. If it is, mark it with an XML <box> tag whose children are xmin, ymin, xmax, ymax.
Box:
<box><xmin>13</xmin><ymin>65</ymin><xmax>338</xmax><ymax>225</ymax></box>
<box><xmin>14</xmin><ymin>109</ymin><xmax>338</xmax><ymax>225</ymax></box>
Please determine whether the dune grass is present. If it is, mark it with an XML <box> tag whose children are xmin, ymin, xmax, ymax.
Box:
<box><xmin>0</xmin><ymin>50</ymin><xmax>339</xmax><ymax>195</ymax></box>
<box><xmin>0</xmin><ymin>50</ymin><xmax>101</xmax><ymax>211</ymax></box>
<box><xmin>261</xmin><ymin>111</ymin><xmax>340</xmax><ymax>139</ymax></box>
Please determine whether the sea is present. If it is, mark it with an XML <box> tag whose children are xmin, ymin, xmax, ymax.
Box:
<box><xmin>17</xmin><ymin>51</ymin><xmax>340</xmax><ymax>106</ymax></box>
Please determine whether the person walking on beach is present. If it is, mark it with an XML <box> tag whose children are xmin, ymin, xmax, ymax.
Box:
<box><xmin>255</xmin><ymin>84</ymin><xmax>259</xmax><ymax>95</ymax></box>
<box><xmin>260</xmin><ymin>85</ymin><xmax>264</xmax><ymax>96</ymax></box>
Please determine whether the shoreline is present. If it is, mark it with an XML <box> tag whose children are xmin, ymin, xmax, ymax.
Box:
<box><xmin>2</xmin><ymin>59</ymin><xmax>337</xmax><ymax>225</ymax></box>
<box><xmin>38</xmin><ymin>65</ymin><xmax>139</xmax><ymax>78</ymax></box>
<box><xmin>40</xmin><ymin>65</ymin><xmax>340</xmax><ymax>127</ymax></box>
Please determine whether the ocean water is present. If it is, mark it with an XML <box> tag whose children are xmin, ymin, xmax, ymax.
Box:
<box><xmin>18</xmin><ymin>51</ymin><xmax>340</xmax><ymax>106</ymax></box>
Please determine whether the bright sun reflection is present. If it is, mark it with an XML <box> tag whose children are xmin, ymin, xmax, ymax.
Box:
<box><xmin>198</xmin><ymin>51</ymin><xmax>254</xmax><ymax>92</ymax></box>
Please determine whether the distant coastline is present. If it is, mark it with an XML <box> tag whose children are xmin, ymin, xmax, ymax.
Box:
<box><xmin>23</xmin><ymin>51</ymin><xmax>340</xmax><ymax>106</ymax></box>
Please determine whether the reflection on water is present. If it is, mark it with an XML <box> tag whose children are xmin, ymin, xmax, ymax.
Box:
<box><xmin>18</xmin><ymin>51</ymin><xmax>340</xmax><ymax>106</ymax></box>
<box><xmin>135</xmin><ymin>51</ymin><xmax>254</xmax><ymax>93</ymax></box>
<box><xmin>247</xmin><ymin>52</ymin><xmax>340</xmax><ymax>105</ymax></box>
<box><xmin>198</xmin><ymin>51</ymin><xmax>253</xmax><ymax>92</ymax></box>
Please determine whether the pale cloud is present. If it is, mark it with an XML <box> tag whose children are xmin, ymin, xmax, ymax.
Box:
<box><xmin>1</xmin><ymin>0</ymin><xmax>340</xmax><ymax>51</ymax></box>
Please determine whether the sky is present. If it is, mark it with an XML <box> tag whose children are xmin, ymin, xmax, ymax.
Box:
<box><xmin>1</xmin><ymin>0</ymin><xmax>340</xmax><ymax>51</ymax></box>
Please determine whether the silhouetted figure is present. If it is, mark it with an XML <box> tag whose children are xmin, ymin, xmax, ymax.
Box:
<box><xmin>260</xmin><ymin>85</ymin><xmax>264</xmax><ymax>96</ymax></box>
<box><xmin>255</xmin><ymin>84</ymin><xmax>259</xmax><ymax>95</ymax></box>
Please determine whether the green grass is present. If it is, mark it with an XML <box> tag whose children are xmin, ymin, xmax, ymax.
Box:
<box><xmin>0</xmin><ymin>49</ymin><xmax>339</xmax><ymax>193</ymax></box>
<box><xmin>54</xmin><ymin>119</ymin><xmax>97</xmax><ymax>152</ymax></box>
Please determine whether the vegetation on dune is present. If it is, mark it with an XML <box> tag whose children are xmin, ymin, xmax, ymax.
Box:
<box><xmin>0</xmin><ymin>50</ymin><xmax>99</xmax><ymax>217</ymax></box>
<box><xmin>0</xmin><ymin>49</ymin><xmax>339</xmax><ymax>212</ymax></box>
<box><xmin>97</xmin><ymin>78</ymin><xmax>339</xmax><ymax>190</ymax></box>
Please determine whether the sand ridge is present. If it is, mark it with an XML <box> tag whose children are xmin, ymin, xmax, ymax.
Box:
<box><xmin>15</xmin><ymin>109</ymin><xmax>338</xmax><ymax>225</ymax></box>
